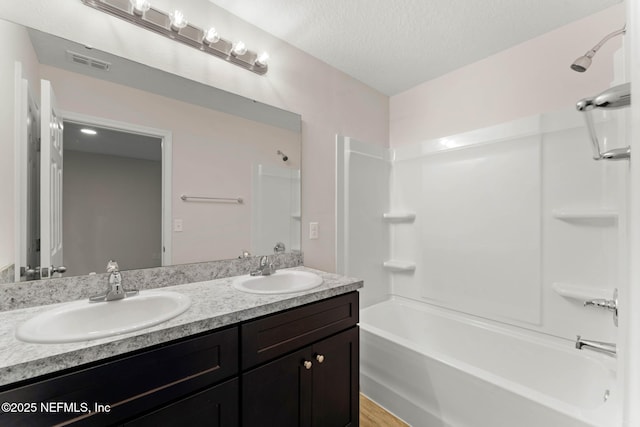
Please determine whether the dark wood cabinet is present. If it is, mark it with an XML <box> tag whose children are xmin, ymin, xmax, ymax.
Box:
<box><xmin>241</xmin><ymin>327</ymin><xmax>358</xmax><ymax>427</ymax></box>
<box><xmin>310</xmin><ymin>327</ymin><xmax>359</xmax><ymax>427</ymax></box>
<box><xmin>242</xmin><ymin>347</ymin><xmax>312</xmax><ymax>426</ymax></box>
<box><xmin>0</xmin><ymin>292</ymin><xmax>359</xmax><ymax>427</ymax></box>
<box><xmin>241</xmin><ymin>292</ymin><xmax>359</xmax><ymax>370</ymax></box>
<box><xmin>0</xmin><ymin>327</ymin><xmax>238</xmax><ymax>427</ymax></box>
<box><xmin>241</xmin><ymin>292</ymin><xmax>359</xmax><ymax>427</ymax></box>
<box><xmin>124</xmin><ymin>378</ymin><xmax>239</xmax><ymax>427</ymax></box>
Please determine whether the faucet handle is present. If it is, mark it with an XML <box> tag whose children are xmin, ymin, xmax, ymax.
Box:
<box><xmin>106</xmin><ymin>260</ymin><xmax>119</xmax><ymax>273</ymax></box>
<box><xmin>584</xmin><ymin>299</ymin><xmax>616</xmax><ymax>310</ymax></box>
<box><xmin>584</xmin><ymin>288</ymin><xmax>618</xmax><ymax>327</ymax></box>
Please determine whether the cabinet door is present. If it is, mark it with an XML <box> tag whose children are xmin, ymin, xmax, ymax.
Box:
<box><xmin>312</xmin><ymin>327</ymin><xmax>359</xmax><ymax>427</ymax></box>
<box><xmin>123</xmin><ymin>378</ymin><xmax>239</xmax><ymax>427</ymax></box>
<box><xmin>242</xmin><ymin>347</ymin><xmax>312</xmax><ymax>427</ymax></box>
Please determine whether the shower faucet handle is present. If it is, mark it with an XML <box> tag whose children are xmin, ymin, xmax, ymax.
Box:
<box><xmin>584</xmin><ymin>288</ymin><xmax>618</xmax><ymax>327</ymax></box>
<box><xmin>584</xmin><ymin>299</ymin><xmax>616</xmax><ymax>310</ymax></box>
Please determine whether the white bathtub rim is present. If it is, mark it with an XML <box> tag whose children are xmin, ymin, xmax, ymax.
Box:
<box><xmin>359</xmin><ymin>297</ymin><xmax>620</xmax><ymax>426</ymax></box>
<box><xmin>367</xmin><ymin>295</ymin><xmax>617</xmax><ymax>371</ymax></box>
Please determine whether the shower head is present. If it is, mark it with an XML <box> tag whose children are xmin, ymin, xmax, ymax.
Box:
<box><xmin>570</xmin><ymin>25</ymin><xmax>625</xmax><ymax>72</ymax></box>
<box><xmin>570</xmin><ymin>55</ymin><xmax>592</xmax><ymax>73</ymax></box>
<box><xmin>277</xmin><ymin>150</ymin><xmax>288</xmax><ymax>162</ymax></box>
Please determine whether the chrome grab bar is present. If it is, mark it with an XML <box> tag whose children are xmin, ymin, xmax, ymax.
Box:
<box><xmin>575</xmin><ymin>83</ymin><xmax>631</xmax><ymax>160</ymax></box>
<box><xmin>180</xmin><ymin>194</ymin><xmax>243</xmax><ymax>204</ymax></box>
<box><xmin>576</xmin><ymin>83</ymin><xmax>631</xmax><ymax>111</ymax></box>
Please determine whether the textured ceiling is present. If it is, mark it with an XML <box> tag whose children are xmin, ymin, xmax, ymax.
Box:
<box><xmin>208</xmin><ymin>0</ymin><xmax>622</xmax><ymax>95</ymax></box>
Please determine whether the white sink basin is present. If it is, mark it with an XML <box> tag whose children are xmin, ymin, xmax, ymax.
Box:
<box><xmin>233</xmin><ymin>270</ymin><xmax>323</xmax><ymax>294</ymax></box>
<box><xmin>16</xmin><ymin>291</ymin><xmax>191</xmax><ymax>344</ymax></box>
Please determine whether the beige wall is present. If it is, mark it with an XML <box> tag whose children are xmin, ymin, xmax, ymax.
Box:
<box><xmin>0</xmin><ymin>0</ymin><xmax>389</xmax><ymax>272</ymax></box>
<box><xmin>390</xmin><ymin>4</ymin><xmax>625</xmax><ymax>146</ymax></box>
<box><xmin>63</xmin><ymin>150</ymin><xmax>161</xmax><ymax>275</ymax></box>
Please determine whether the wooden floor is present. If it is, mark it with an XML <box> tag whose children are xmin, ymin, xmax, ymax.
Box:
<box><xmin>360</xmin><ymin>394</ymin><xmax>409</xmax><ymax>427</ymax></box>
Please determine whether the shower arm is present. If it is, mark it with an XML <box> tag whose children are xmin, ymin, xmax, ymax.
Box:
<box><xmin>582</xmin><ymin>26</ymin><xmax>626</xmax><ymax>60</ymax></box>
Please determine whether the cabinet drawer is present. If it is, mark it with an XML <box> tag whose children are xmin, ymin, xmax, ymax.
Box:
<box><xmin>241</xmin><ymin>292</ymin><xmax>358</xmax><ymax>369</ymax></box>
<box><xmin>124</xmin><ymin>378</ymin><xmax>239</xmax><ymax>427</ymax></box>
<box><xmin>0</xmin><ymin>327</ymin><xmax>238</xmax><ymax>427</ymax></box>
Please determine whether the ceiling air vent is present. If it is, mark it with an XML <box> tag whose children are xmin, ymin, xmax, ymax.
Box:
<box><xmin>65</xmin><ymin>50</ymin><xmax>111</xmax><ymax>72</ymax></box>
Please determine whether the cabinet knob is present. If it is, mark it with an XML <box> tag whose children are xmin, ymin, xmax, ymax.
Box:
<box><xmin>303</xmin><ymin>360</ymin><xmax>313</xmax><ymax>370</ymax></box>
<box><xmin>315</xmin><ymin>354</ymin><xmax>325</xmax><ymax>363</ymax></box>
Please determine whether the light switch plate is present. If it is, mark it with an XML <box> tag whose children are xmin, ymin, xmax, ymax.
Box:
<box><xmin>309</xmin><ymin>222</ymin><xmax>319</xmax><ymax>239</ymax></box>
<box><xmin>174</xmin><ymin>219</ymin><xmax>183</xmax><ymax>232</ymax></box>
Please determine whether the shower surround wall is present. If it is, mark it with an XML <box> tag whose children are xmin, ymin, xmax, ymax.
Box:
<box><xmin>339</xmin><ymin>106</ymin><xmax>623</xmax><ymax>339</ymax></box>
<box><xmin>251</xmin><ymin>164</ymin><xmax>301</xmax><ymax>255</ymax></box>
<box><xmin>336</xmin><ymin>136</ymin><xmax>390</xmax><ymax>308</ymax></box>
<box><xmin>340</xmin><ymin>107</ymin><xmax>626</xmax><ymax>426</ymax></box>
<box><xmin>389</xmin><ymin>108</ymin><xmax>622</xmax><ymax>342</ymax></box>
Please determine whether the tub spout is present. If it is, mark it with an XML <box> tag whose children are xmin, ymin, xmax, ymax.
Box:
<box><xmin>575</xmin><ymin>335</ymin><xmax>616</xmax><ymax>358</ymax></box>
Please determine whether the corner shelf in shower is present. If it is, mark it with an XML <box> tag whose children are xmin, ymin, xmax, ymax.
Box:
<box><xmin>383</xmin><ymin>212</ymin><xmax>416</xmax><ymax>222</ymax></box>
<box><xmin>552</xmin><ymin>282</ymin><xmax>613</xmax><ymax>302</ymax></box>
<box><xmin>383</xmin><ymin>260</ymin><xmax>416</xmax><ymax>272</ymax></box>
<box><xmin>552</xmin><ymin>209</ymin><xmax>618</xmax><ymax>225</ymax></box>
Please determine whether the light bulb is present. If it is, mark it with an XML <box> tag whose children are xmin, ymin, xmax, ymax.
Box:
<box><xmin>170</xmin><ymin>10</ymin><xmax>187</xmax><ymax>30</ymax></box>
<box><xmin>232</xmin><ymin>41</ymin><xmax>247</xmax><ymax>56</ymax></box>
<box><xmin>204</xmin><ymin>27</ymin><xmax>220</xmax><ymax>44</ymax></box>
<box><xmin>81</xmin><ymin>128</ymin><xmax>97</xmax><ymax>135</ymax></box>
<box><xmin>130</xmin><ymin>0</ymin><xmax>150</xmax><ymax>15</ymax></box>
<box><xmin>255</xmin><ymin>51</ymin><xmax>269</xmax><ymax>67</ymax></box>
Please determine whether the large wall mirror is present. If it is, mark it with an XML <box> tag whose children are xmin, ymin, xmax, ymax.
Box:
<box><xmin>0</xmin><ymin>18</ymin><xmax>302</xmax><ymax>284</ymax></box>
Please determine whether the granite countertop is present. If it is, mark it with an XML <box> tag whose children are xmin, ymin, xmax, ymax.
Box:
<box><xmin>0</xmin><ymin>267</ymin><xmax>362</xmax><ymax>387</ymax></box>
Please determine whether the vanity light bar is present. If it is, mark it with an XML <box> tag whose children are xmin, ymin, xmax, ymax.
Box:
<box><xmin>80</xmin><ymin>0</ymin><xmax>269</xmax><ymax>75</ymax></box>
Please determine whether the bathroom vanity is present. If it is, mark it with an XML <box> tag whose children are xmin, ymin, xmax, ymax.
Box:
<box><xmin>0</xmin><ymin>267</ymin><xmax>361</xmax><ymax>426</ymax></box>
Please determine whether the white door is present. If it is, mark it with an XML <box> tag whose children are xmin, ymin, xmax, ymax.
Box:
<box><xmin>14</xmin><ymin>62</ymin><xmax>41</xmax><ymax>282</ymax></box>
<box><xmin>25</xmin><ymin>85</ymin><xmax>40</xmax><ymax>277</ymax></box>
<box><xmin>40</xmin><ymin>80</ymin><xmax>64</xmax><ymax>279</ymax></box>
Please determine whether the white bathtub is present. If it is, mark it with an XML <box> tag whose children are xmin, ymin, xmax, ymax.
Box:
<box><xmin>360</xmin><ymin>297</ymin><xmax>619</xmax><ymax>427</ymax></box>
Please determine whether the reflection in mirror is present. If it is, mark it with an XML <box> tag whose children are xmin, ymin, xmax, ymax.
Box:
<box><xmin>0</xmin><ymin>19</ymin><xmax>301</xmax><ymax>284</ymax></box>
<box><xmin>63</xmin><ymin>121</ymin><xmax>162</xmax><ymax>276</ymax></box>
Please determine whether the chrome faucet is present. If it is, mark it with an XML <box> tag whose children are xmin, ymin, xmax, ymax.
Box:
<box><xmin>90</xmin><ymin>260</ymin><xmax>139</xmax><ymax>302</ymax></box>
<box><xmin>250</xmin><ymin>256</ymin><xmax>276</xmax><ymax>276</ymax></box>
<box><xmin>575</xmin><ymin>335</ymin><xmax>617</xmax><ymax>358</ymax></box>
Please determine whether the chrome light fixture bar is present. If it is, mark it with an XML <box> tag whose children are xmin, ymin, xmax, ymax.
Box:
<box><xmin>81</xmin><ymin>0</ymin><xmax>269</xmax><ymax>75</ymax></box>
